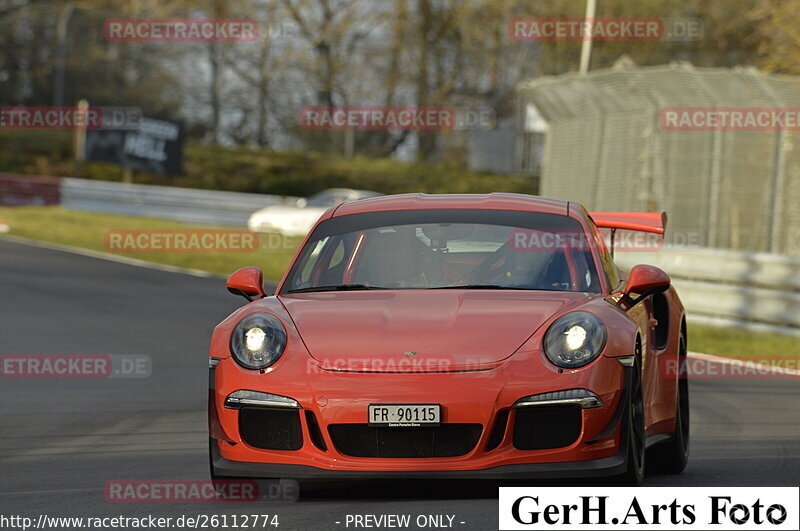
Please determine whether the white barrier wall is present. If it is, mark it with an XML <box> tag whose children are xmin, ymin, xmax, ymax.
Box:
<box><xmin>616</xmin><ymin>248</ymin><xmax>800</xmax><ymax>331</ymax></box>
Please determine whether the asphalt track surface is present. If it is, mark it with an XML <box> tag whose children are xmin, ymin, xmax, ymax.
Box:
<box><xmin>1</xmin><ymin>237</ymin><xmax>798</xmax><ymax>530</ymax></box>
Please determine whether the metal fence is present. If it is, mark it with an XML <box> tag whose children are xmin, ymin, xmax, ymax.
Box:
<box><xmin>517</xmin><ymin>62</ymin><xmax>800</xmax><ymax>256</ymax></box>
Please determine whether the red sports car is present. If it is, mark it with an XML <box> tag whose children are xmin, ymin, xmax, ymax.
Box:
<box><xmin>208</xmin><ymin>193</ymin><xmax>689</xmax><ymax>486</ymax></box>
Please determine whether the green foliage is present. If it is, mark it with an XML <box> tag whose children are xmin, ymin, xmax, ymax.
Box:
<box><xmin>0</xmin><ymin>130</ymin><xmax>536</xmax><ymax>196</ymax></box>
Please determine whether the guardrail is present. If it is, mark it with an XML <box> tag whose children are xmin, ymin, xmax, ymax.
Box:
<box><xmin>616</xmin><ymin>248</ymin><xmax>800</xmax><ymax>333</ymax></box>
<box><xmin>62</xmin><ymin>178</ymin><xmax>292</xmax><ymax>226</ymax></box>
<box><xmin>1</xmin><ymin>173</ymin><xmax>294</xmax><ymax>226</ymax></box>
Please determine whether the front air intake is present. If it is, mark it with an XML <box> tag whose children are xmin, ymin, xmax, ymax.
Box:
<box><xmin>329</xmin><ymin>424</ymin><xmax>482</xmax><ymax>458</ymax></box>
<box><xmin>513</xmin><ymin>406</ymin><xmax>582</xmax><ymax>450</ymax></box>
<box><xmin>239</xmin><ymin>407</ymin><xmax>303</xmax><ymax>451</ymax></box>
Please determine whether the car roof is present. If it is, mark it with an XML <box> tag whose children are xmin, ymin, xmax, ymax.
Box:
<box><xmin>331</xmin><ymin>193</ymin><xmax>571</xmax><ymax>217</ymax></box>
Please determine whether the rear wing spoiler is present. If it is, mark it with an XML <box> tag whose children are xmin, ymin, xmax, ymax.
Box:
<box><xmin>589</xmin><ymin>212</ymin><xmax>667</xmax><ymax>235</ymax></box>
<box><xmin>589</xmin><ymin>212</ymin><xmax>667</xmax><ymax>256</ymax></box>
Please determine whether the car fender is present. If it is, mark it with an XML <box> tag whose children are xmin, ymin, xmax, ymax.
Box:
<box><xmin>512</xmin><ymin>296</ymin><xmax>641</xmax><ymax>361</ymax></box>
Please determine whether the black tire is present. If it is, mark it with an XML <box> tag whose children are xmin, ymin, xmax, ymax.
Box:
<box><xmin>209</xmin><ymin>438</ymin><xmax>281</xmax><ymax>497</ymax></box>
<box><xmin>209</xmin><ymin>437</ymin><xmax>227</xmax><ymax>482</ymax></box>
<box><xmin>614</xmin><ymin>346</ymin><xmax>646</xmax><ymax>486</ymax></box>
<box><xmin>648</xmin><ymin>335</ymin><xmax>690</xmax><ymax>474</ymax></box>
<box><xmin>209</xmin><ymin>438</ymin><xmax>247</xmax><ymax>483</ymax></box>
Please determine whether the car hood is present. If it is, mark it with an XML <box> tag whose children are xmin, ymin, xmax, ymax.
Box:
<box><xmin>279</xmin><ymin>290</ymin><xmax>596</xmax><ymax>372</ymax></box>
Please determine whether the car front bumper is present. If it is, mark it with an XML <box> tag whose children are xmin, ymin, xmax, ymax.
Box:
<box><xmin>210</xmin><ymin>437</ymin><xmax>629</xmax><ymax>480</ymax></box>
<box><xmin>209</xmin><ymin>350</ymin><xmax>632</xmax><ymax>478</ymax></box>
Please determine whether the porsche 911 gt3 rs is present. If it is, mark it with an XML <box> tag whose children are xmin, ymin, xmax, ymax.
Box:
<box><xmin>209</xmin><ymin>193</ymin><xmax>689</xmax><ymax>486</ymax></box>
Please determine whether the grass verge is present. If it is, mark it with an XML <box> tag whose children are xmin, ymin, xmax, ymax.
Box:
<box><xmin>688</xmin><ymin>323</ymin><xmax>798</xmax><ymax>366</ymax></box>
<box><xmin>0</xmin><ymin>206</ymin><xmax>300</xmax><ymax>281</ymax></box>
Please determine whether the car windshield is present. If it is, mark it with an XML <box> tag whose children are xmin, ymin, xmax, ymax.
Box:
<box><xmin>281</xmin><ymin>209</ymin><xmax>601</xmax><ymax>293</ymax></box>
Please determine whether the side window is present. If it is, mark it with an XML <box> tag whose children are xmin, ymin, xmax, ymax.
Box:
<box><xmin>328</xmin><ymin>240</ymin><xmax>345</xmax><ymax>270</ymax></box>
<box><xmin>307</xmin><ymin>239</ymin><xmax>349</xmax><ymax>286</ymax></box>
<box><xmin>294</xmin><ymin>236</ymin><xmax>330</xmax><ymax>287</ymax></box>
<box><xmin>586</xmin><ymin>217</ymin><xmax>621</xmax><ymax>289</ymax></box>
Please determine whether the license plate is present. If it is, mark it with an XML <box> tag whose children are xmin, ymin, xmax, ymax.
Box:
<box><xmin>368</xmin><ymin>404</ymin><xmax>441</xmax><ymax>427</ymax></box>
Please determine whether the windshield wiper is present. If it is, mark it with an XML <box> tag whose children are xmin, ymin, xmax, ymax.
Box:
<box><xmin>432</xmin><ymin>284</ymin><xmax>530</xmax><ymax>290</ymax></box>
<box><xmin>286</xmin><ymin>284</ymin><xmax>388</xmax><ymax>293</ymax></box>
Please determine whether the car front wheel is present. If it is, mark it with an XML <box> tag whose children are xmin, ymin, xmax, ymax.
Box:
<box><xmin>648</xmin><ymin>334</ymin><xmax>690</xmax><ymax>474</ymax></box>
<box><xmin>614</xmin><ymin>346</ymin><xmax>646</xmax><ymax>486</ymax></box>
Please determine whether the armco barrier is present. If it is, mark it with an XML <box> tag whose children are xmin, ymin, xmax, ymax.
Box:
<box><xmin>61</xmin><ymin>178</ymin><xmax>292</xmax><ymax>226</ymax></box>
<box><xmin>616</xmin><ymin>248</ymin><xmax>800</xmax><ymax>331</ymax></box>
<box><xmin>0</xmin><ymin>173</ymin><xmax>292</xmax><ymax>226</ymax></box>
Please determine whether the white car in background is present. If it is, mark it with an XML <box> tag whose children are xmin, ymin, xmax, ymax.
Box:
<box><xmin>247</xmin><ymin>188</ymin><xmax>382</xmax><ymax>236</ymax></box>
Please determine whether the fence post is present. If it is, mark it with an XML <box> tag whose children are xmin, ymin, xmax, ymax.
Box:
<box><xmin>768</xmin><ymin>129</ymin><xmax>788</xmax><ymax>253</ymax></box>
<box><xmin>591</xmin><ymin>107</ymin><xmax>607</xmax><ymax>209</ymax></box>
<box><xmin>706</xmin><ymin>128</ymin><xmax>722</xmax><ymax>248</ymax></box>
<box><xmin>750</xmin><ymin>70</ymin><xmax>788</xmax><ymax>254</ymax></box>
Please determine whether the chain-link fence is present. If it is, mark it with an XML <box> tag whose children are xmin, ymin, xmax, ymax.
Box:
<box><xmin>517</xmin><ymin>62</ymin><xmax>800</xmax><ymax>256</ymax></box>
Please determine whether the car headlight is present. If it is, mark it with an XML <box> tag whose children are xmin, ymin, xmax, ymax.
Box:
<box><xmin>543</xmin><ymin>311</ymin><xmax>607</xmax><ymax>368</ymax></box>
<box><xmin>230</xmin><ymin>313</ymin><xmax>287</xmax><ymax>370</ymax></box>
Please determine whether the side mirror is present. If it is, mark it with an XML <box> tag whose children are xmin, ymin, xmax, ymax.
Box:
<box><xmin>623</xmin><ymin>265</ymin><xmax>670</xmax><ymax>305</ymax></box>
<box><xmin>226</xmin><ymin>266</ymin><xmax>266</xmax><ymax>301</ymax></box>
